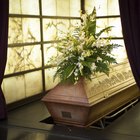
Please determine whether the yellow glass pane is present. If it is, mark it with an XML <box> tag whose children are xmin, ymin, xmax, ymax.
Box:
<box><xmin>96</xmin><ymin>18</ymin><xmax>122</xmax><ymax>37</ymax></box>
<box><xmin>85</xmin><ymin>0</ymin><xmax>95</xmax><ymax>14</ymax></box>
<box><xmin>3</xmin><ymin>71</ymin><xmax>43</xmax><ymax>104</ymax></box>
<box><xmin>42</xmin><ymin>0</ymin><xmax>56</xmax><ymax>16</ymax></box>
<box><xmin>25</xmin><ymin>71</ymin><xmax>42</xmax><ymax>97</ymax></box>
<box><xmin>8</xmin><ymin>18</ymin><xmax>40</xmax><ymax>44</ymax></box>
<box><xmin>95</xmin><ymin>0</ymin><xmax>108</xmax><ymax>16</ymax></box>
<box><xmin>108</xmin><ymin>0</ymin><xmax>120</xmax><ymax>15</ymax></box>
<box><xmin>111</xmin><ymin>40</ymin><xmax>128</xmax><ymax>63</ymax></box>
<box><xmin>3</xmin><ymin>76</ymin><xmax>26</xmax><ymax>104</ymax></box>
<box><xmin>22</xmin><ymin>18</ymin><xmax>40</xmax><ymax>43</ymax></box>
<box><xmin>57</xmin><ymin>19</ymin><xmax>70</xmax><ymax>36</ymax></box>
<box><xmin>24</xmin><ymin>45</ymin><xmax>42</xmax><ymax>70</ymax></box>
<box><xmin>21</xmin><ymin>0</ymin><xmax>39</xmax><ymax>15</ymax></box>
<box><xmin>45</xmin><ymin>68</ymin><xmax>60</xmax><ymax>91</ymax></box>
<box><xmin>5</xmin><ymin>47</ymin><xmax>25</xmax><ymax>74</ymax></box>
<box><xmin>44</xmin><ymin>44</ymin><xmax>57</xmax><ymax>66</ymax></box>
<box><xmin>5</xmin><ymin>45</ymin><xmax>42</xmax><ymax>74</ymax></box>
<box><xmin>96</xmin><ymin>18</ymin><xmax>108</xmax><ymax>37</ymax></box>
<box><xmin>10</xmin><ymin>0</ymin><xmax>39</xmax><ymax>15</ymax></box>
<box><xmin>70</xmin><ymin>0</ymin><xmax>81</xmax><ymax>17</ymax></box>
<box><xmin>108</xmin><ymin>18</ymin><xmax>123</xmax><ymax>37</ymax></box>
<box><xmin>70</xmin><ymin>19</ymin><xmax>81</xmax><ymax>27</ymax></box>
<box><xmin>8</xmin><ymin>18</ymin><xmax>23</xmax><ymax>44</ymax></box>
<box><xmin>85</xmin><ymin>0</ymin><xmax>107</xmax><ymax>16</ymax></box>
<box><xmin>9</xmin><ymin>0</ymin><xmax>21</xmax><ymax>14</ymax></box>
<box><xmin>57</xmin><ymin>0</ymin><xmax>70</xmax><ymax>16</ymax></box>
<box><xmin>43</xmin><ymin>19</ymin><xmax>57</xmax><ymax>41</ymax></box>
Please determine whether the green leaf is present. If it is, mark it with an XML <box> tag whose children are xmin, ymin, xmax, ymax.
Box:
<box><xmin>86</xmin><ymin>57</ymin><xmax>96</xmax><ymax>62</ymax></box>
<box><xmin>96</xmin><ymin>26</ymin><xmax>113</xmax><ymax>38</ymax></box>
<box><xmin>88</xmin><ymin>21</ymin><xmax>96</xmax><ymax>36</ymax></box>
<box><xmin>82</xmin><ymin>61</ymin><xmax>92</xmax><ymax>68</ymax></box>
<box><xmin>60</xmin><ymin>64</ymin><xmax>75</xmax><ymax>81</ymax></box>
<box><xmin>96</xmin><ymin>61</ymin><xmax>109</xmax><ymax>73</ymax></box>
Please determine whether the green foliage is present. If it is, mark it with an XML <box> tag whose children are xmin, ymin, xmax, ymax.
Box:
<box><xmin>51</xmin><ymin>7</ymin><xmax>121</xmax><ymax>84</ymax></box>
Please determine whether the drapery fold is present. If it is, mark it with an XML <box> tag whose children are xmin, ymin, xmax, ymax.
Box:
<box><xmin>119</xmin><ymin>0</ymin><xmax>140</xmax><ymax>88</ymax></box>
<box><xmin>0</xmin><ymin>0</ymin><xmax>9</xmax><ymax>120</ymax></box>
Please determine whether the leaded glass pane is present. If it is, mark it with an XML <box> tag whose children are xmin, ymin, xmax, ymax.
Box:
<box><xmin>57</xmin><ymin>19</ymin><xmax>70</xmax><ymax>36</ymax></box>
<box><xmin>96</xmin><ymin>0</ymin><xmax>108</xmax><ymax>16</ymax></box>
<box><xmin>44</xmin><ymin>44</ymin><xmax>57</xmax><ymax>66</ymax></box>
<box><xmin>9</xmin><ymin>0</ymin><xmax>21</xmax><ymax>14</ymax></box>
<box><xmin>108</xmin><ymin>0</ymin><xmax>120</xmax><ymax>15</ymax></box>
<box><xmin>95</xmin><ymin>0</ymin><xmax>108</xmax><ymax>16</ymax></box>
<box><xmin>96</xmin><ymin>18</ymin><xmax>108</xmax><ymax>37</ymax></box>
<box><xmin>21</xmin><ymin>0</ymin><xmax>39</xmax><ymax>15</ymax></box>
<box><xmin>9</xmin><ymin>0</ymin><xmax>39</xmax><ymax>15</ymax></box>
<box><xmin>42</xmin><ymin>0</ymin><xmax>80</xmax><ymax>17</ymax></box>
<box><xmin>43</xmin><ymin>19</ymin><xmax>57</xmax><ymax>41</ymax></box>
<box><xmin>25</xmin><ymin>71</ymin><xmax>42</xmax><ymax>97</ymax></box>
<box><xmin>8</xmin><ymin>18</ymin><xmax>40</xmax><ymax>44</ymax></box>
<box><xmin>96</xmin><ymin>18</ymin><xmax>122</xmax><ymax>37</ymax></box>
<box><xmin>70</xmin><ymin>0</ymin><xmax>81</xmax><ymax>17</ymax></box>
<box><xmin>24</xmin><ymin>45</ymin><xmax>42</xmax><ymax>70</ymax></box>
<box><xmin>3</xmin><ymin>76</ymin><xmax>26</xmax><ymax>104</ymax></box>
<box><xmin>5</xmin><ymin>45</ymin><xmax>42</xmax><ymax>74</ymax></box>
<box><xmin>70</xmin><ymin>19</ymin><xmax>81</xmax><ymax>27</ymax></box>
<box><xmin>5</xmin><ymin>47</ymin><xmax>25</xmax><ymax>74</ymax></box>
<box><xmin>111</xmin><ymin>40</ymin><xmax>127</xmax><ymax>63</ymax></box>
<box><xmin>22</xmin><ymin>18</ymin><xmax>40</xmax><ymax>43</ymax></box>
<box><xmin>108</xmin><ymin>18</ymin><xmax>123</xmax><ymax>37</ymax></box>
<box><xmin>42</xmin><ymin>0</ymin><xmax>56</xmax><ymax>16</ymax></box>
<box><xmin>85</xmin><ymin>0</ymin><xmax>95</xmax><ymax>14</ymax></box>
<box><xmin>8</xmin><ymin>18</ymin><xmax>23</xmax><ymax>44</ymax></box>
<box><xmin>57</xmin><ymin>0</ymin><xmax>70</xmax><ymax>16</ymax></box>
<box><xmin>45</xmin><ymin>68</ymin><xmax>59</xmax><ymax>90</ymax></box>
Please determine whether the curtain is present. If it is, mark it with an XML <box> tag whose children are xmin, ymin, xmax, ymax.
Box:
<box><xmin>119</xmin><ymin>0</ymin><xmax>140</xmax><ymax>88</ymax></box>
<box><xmin>0</xmin><ymin>0</ymin><xmax>9</xmax><ymax>120</ymax></box>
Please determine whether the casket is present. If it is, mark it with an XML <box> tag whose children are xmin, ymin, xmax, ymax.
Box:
<box><xmin>42</xmin><ymin>62</ymin><xmax>140</xmax><ymax>127</ymax></box>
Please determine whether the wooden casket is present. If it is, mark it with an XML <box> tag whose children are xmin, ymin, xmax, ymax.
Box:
<box><xmin>42</xmin><ymin>62</ymin><xmax>140</xmax><ymax>127</ymax></box>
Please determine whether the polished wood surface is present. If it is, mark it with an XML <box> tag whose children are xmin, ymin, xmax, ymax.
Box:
<box><xmin>42</xmin><ymin>80</ymin><xmax>140</xmax><ymax>127</ymax></box>
<box><xmin>42</xmin><ymin>62</ymin><xmax>140</xmax><ymax>127</ymax></box>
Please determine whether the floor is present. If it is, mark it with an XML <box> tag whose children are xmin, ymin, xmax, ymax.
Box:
<box><xmin>0</xmin><ymin>100</ymin><xmax>140</xmax><ymax>140</ymax></box>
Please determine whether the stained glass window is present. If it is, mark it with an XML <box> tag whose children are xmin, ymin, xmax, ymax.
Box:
<box><xmin>9</xmin><ymin>0</ymin><xmax>39</xmax><ymax>15</ymax></box>
<box><xmin>4</xmin><ymin>0</ymin><xmax>126</xmax><ymax>105</ymax></box>
<box><xmin>4</xmin><ymin>0</ymin><xmax>81</xmax><ymax>104</ymax></box>
<box><xmin>8</xmin><ymin>18</ymin><xmax>40</xmax><ymax>44</ymax></box>
<box><xmin>5</xmin><ymin>45</ymin><xmax>41</xmax><ymax>75</ymax></box>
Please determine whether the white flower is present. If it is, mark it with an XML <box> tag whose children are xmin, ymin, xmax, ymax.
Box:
<box><xmin>79</xmin><ymin>32</ymin><xmax>85</xmax><ymax>40</ymax></box>
<box><xmin>78</xmin><ymin>56</ymin><xmax>84</xmax><ymax>61</ymax></box>
<box><xmin>97</xmin><ymin>57</ymin><xmax>102</xmax><ymax>61</ymax></box>
<box><xmin>64</xmin><ymin>56</ymin><xmax>68</xmax><ymax>61</ymax></box>
<box><xmin>81</xmin><ymin>50</ymin><xmax>93</xmax><ymax>57</ymax></box>
<box><xmin>91</xmin><ymin>63</ymin><xmax>97</xmax><ymax>70</ymax></box>
<box><xmin>77</xmin><ymin>62</ymin><xmax>83</xmax><ymax>75</ymax></box>
<box><xmin>74</xmin><ymin>76</ymin><xmax>79</xmax><ymax>84</ymax></box>
<box><xmin>74</xmin><ymin>71</ymin><xmax>78</xmax><ymax>76</ymax></box>
<box><xmin>92</xmin><ymin>38</ymin><xmax>106</xmax><ymax>48</ymax></box>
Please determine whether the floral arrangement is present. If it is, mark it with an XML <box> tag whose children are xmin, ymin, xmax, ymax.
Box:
<box><xmin>51</xmin><ymin>8</ymin><xmax>121</xmax><ymax>84</ymax></box>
